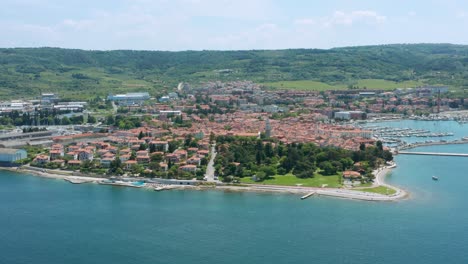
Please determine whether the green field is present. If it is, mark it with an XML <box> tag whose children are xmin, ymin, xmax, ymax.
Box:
<box><xmin>263</xmin><ymin>79</ymin><xmax>426</xmax><ymax>91</ymax></box>
<box><xmin>356</xmin><ymin>186</ymin><xmax>397</xmax><ymax>195</ymax></box>
<box><xmin>354</xmin><ymin>79</ymin><xmax>425</xmax><ymax>90</ymax></box>
<box><xmin>240</xmin><ymin>173</ymin><xmax>342</xmax><ymax>188</ymax></box>
<box><xmin>262</xmin><ymin>80</ymin><xmax>345</xmax><ymax>91</ymax></box>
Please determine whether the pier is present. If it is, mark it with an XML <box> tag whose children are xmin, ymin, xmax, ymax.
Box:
<box><xmin>301</xmin><ymin>191</ymin><xmax>316</xmax><ymax>200</ymax></box>
<box><xmin>398</xmin><ymin>151</ymin><xmax>468</xmax><ymax>157</ymax></box>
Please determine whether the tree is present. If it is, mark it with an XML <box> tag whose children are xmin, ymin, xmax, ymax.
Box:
<box><xmin>259</xmin><ymin>165</ymin><xmax>276</xmax><ymax>179</ymax></box>
<box><xmin>319</xmin><ymin>161</ymin><xmax>337</xmax><ymax>176</ymax></box>
<box><xmin>138</xmin><ymin>131</ymin><xmax>144</xmax><ymax>140</ymax></box>
<box><xmin>61</xmin><ymin>116</ymin><xmax>71</xmax><ymax>125</ymax></box>
<box><xmin>264</xmin><ymin>142</ymin><xmax>274</xmax><ymax>158</ymax></box>
<box><xmin>382</xmin><ymin>150</ymin><xmax>393</xmax><ymax>162</ymax></box>
<box><xmin>106</xmin><ymin>115</ymin><xmax>115</xmax><ymax>125</ymax></box>
<box><xmin>359</xmin><ymin>143</ymin><xmax>366</xmax><ymax>151</ymax></box>
<box><xmin>296</xmin><ymin>170</ymin><xmax>315</xmax><ymax>179</ymax></box>
<box><xmin>184</xmin><ymin>135</ymin><xmax>193</xmax><ymax>147</ymax></box>
<box><xmin>376</xmin><ymin>140</ymin><xmax>383</xmax><ymax>152</ymax></box>
<box><xmin>151</xmin><ymin>153</ymin><xmax>163</xmax><ymax>162</ymax></box>
<box><xmin>109</xmin><ymin>158</ymin><xmax>122</xmax><ymax>173</ymax></box>
<box><xmin>88</xmin><ymin>115</ymin><xmax>97</xmax><ymax>124</ymax></box>
<box><xmin>149</xmin><ymin>143</ymin><xmax>156</xmax><ymax>153</ymax></box>
<box><xmin>168</xmin><ymin>141</ymin><xmax>178</xmax><ymax>153</ymax></box>
<box><xmin>148</xmin><ymin>161</ymin><xmax>160</xmax><ymax>171</ymax></box>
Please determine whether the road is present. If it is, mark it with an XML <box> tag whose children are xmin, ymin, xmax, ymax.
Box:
<box><xmin>111</xmin><ymin>101</ymin><xmax>118</xmax><ymax>113</ymax></box>
<box><xmin>204</xmin><ymin>144</ymin><xmax>217</xmax><ymax>182</ymax></box>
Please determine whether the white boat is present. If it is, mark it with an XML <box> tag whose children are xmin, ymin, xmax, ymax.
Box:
<box><xmin>432</xmin><ymin>176</ymin><xmax>439</xmax><ymax>181</ymax></box>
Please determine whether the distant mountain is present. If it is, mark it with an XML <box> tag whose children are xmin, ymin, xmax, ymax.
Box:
<box><xmin>1</xmin><ymin>44</ymin><xmax>468</xmax><ymax>99</ymax></box>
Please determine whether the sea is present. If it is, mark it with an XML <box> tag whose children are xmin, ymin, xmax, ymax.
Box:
<box><xmin>1</xmin><ymin>121</ymin><xmax>468</xmax><ymax>264</ymax></box>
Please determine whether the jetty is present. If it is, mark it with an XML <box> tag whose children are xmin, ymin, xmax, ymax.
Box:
<box><xmin>153</xmin><ymin>184</ymin><xmax>174</xmax><ymax>191</ymax></box>
<box><xmin>64</xmin><ymin>177</ymin><xmax>95</xmax><ymax>184</ymax></box>
<box><xmin>398</xmin><ymin>151</ymin><xmax>468</xmax><ymax>157</ymax></box>
<box><xmin>301</xmin><ymin>191</ymin><xmax>316</xmax><ymax>200</ymax></box>
<box><xmin>99</xmin><ymin>180</ymin><xmax>145</xmax><ymax>188</ymax></box>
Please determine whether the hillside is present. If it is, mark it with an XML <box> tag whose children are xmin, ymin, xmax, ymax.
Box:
<box><xmin>1</xmin><ymin>44</ymin><xmax>468</xmax><ymax>99</ymax></box>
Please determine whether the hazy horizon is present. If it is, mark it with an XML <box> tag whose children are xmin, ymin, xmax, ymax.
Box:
<box><xmin>2</xmin><ymin>0</ymin><xmax>468</xmax><ymax>51</ymax></box>
<box><xmin>1</xmin><ymin>42</ymin><xmax>467</xmax><ymax>52</ymax></box>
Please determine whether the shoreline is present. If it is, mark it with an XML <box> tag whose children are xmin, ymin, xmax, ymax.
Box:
<box><xmin>0</xmin><ymin>164</ymin><xmax>406</xmax><ymax>202</ymax></box>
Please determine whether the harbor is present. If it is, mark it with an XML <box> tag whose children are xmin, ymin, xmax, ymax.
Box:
<box><xmin>355</xmin><ymin>119</ymin><xmax>468</xmax><ymax>152</ymax></box>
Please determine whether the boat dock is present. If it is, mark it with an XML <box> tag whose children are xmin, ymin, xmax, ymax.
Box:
<box><xmin>301</xmin><ymin>191</ymin><xmax>316</xmax><ymax>200</ymax></box>
<box><xmin>64</xmin><ymin>177</ymin><xmax>95</xmax><ymax>184</ymax></box>
<box><xmin>99</xmin><ymin>181</ymin><xmax>145</xmax><ymax>188</ymax></box>
<box><xmin>398</xmin><ymin>151</ymin><xmax>468</xmax><ymax>157</ymax></box>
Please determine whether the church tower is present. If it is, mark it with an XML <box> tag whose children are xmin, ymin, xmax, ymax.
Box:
<box><xmin>265</xmin><ymin>118</ymin><xmax>272</xmax><ymax>138</ymax></box>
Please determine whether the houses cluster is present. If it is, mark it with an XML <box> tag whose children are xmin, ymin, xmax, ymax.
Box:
<box><xmin>33</xmin><ymin>128</ymin><xmax>211</xmax><ymax>177</ymax></box>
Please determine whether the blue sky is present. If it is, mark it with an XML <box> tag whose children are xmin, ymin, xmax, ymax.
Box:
<box><xmin>1</xmin><ymin>0</ymin><xmax>468</xmax><ymax>50</ymax></box>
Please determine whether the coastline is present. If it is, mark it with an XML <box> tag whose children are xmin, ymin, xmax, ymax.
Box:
<box><xmin>0</xmin><ymin>164</ymin><xmax>406</xmax><ymax>201</ymax></box>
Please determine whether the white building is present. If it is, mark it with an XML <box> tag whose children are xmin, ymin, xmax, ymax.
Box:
<box><xmin>107</xmin><ymin>93</ymin><xmax>150</xmax><ymax>106</ymax></box>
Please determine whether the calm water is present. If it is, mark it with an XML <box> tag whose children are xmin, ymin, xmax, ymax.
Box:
<box><xmin>1</xmin><ymin>123</ymin><xmax>468</xmax><ymax>263</ymax></box>
<box><xmin>364</xmin><ymin>120</ymin><xmax>468</xmax><ymax>143</ymax></box>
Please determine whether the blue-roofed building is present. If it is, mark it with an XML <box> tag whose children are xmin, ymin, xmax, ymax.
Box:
<box><xmin>0</xmin><ymin>148</ymin><xmax>27</xmax><ymax>166</ymax></box>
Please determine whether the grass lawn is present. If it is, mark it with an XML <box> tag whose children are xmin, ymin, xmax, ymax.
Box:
<box><xmin>354</xmin><ymin>79</ymin><xmax>424</xmax><ymax>90</ymax></box>
<box><xmin>262</xmin><ymin>79</ymin><xmax>426</xmax><ymax>91</ymax></box>
<box><xmin>262</xmin><ymin>80</ymin><xmax>346</xmax><ymax>91</ymax></box>
<box><xmin>357</xmin><ymin>186</ymin><xmax>397</xmax><ymax>195</ymax></box>
<box><xmin>240</xmin><ymin>173</ymin><xmax>342</xmax><ymax>188</ymax></box>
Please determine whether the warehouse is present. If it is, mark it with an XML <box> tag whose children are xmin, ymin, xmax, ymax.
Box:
<box><xmin>0</xmin><ymin>148</ymin><xmax>27</xmax><ymax>166</ymax></box>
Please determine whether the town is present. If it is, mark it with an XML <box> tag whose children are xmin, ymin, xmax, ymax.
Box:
<box><xmin>0</xmin><ymin>80</ymin><xmax>465</xmax><ymax>191</ymax></box>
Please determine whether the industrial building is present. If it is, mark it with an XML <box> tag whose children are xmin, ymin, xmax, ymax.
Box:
<box><xmin>41</xmin><ymin>93</ymin><xmax>60</xmax><ymax>104</ymax></box>
<box><xmin>0</xmin><ymin>148</ymin><xmax>27</xmax><ymax>166</ymax></box>
<box><xmin>107</xmin><ymin>93</ymin><xmax>150</xmax><ymax>106</ymax></box>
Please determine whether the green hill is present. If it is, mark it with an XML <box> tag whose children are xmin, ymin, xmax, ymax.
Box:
<box><xmin>1</xmin><ymin>44</ymin><xmax>468</xmax><ymax>99</ymax></box>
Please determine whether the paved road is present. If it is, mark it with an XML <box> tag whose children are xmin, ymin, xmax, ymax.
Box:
<box><xmin>111</xmin><ymin>101</ymin><xmax>118</xmax><ymax>113</ymax></box>
<box><xmin>204</xmin><ymin>144</ymin><xmax>217</xmax><ymax>182</ymax></box>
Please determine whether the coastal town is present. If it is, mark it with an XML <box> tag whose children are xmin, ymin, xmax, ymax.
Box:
<box><xmin>0</xmin><ymin>81</ymin><xmax>467</xmax><ymax>200</ymax></box>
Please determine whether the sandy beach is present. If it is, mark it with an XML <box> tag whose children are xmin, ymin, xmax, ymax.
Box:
<box><xmin>0</xmin><ymin>164</ymin><xmax>406</xmax><ymax>201</ymax></box>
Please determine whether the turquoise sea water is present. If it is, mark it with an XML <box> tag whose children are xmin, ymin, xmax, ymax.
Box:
<box><xmin>2</xmin><ymin>122</ymin><xmax>468</xmax><ymax>264</ymax></box>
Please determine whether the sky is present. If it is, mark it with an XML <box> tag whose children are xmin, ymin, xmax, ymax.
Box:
<box><xmin>1</xmin><ymin>0</ymin><xmax>468</xmax><ymax>51</ymax></box>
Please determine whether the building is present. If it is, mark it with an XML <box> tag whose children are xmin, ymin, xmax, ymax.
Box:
<box><xmin>41</xmin><ymin>93</ymin><xmax>59</xmax><ymax>104</ymax></box>
<box><xmin>0</xmin><ymin>148</ymin><xmax>27</xmax><ymax>166</ymax></box>
<box><xmin>265</xmin><ymin>118</ymin><xmax>271</xmax><ymax>138</ymax></box>
<box><xmin>107</xmin><ymin>92</ymin><xmax>150</xmax><ymax>106</ymax></box>
<box><xmin>334</xmin><ymin>111</ymin><xmax>366</xmax><ymax>120</ymax></box>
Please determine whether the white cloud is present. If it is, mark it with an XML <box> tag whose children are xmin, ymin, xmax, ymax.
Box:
<box><xmin>294</xmin><ymin>18</ymin><xmax>316</xmax><ymax>26</ymax></box>
<box><xmin>457</xmin><ymin>10</ymin><xmax>467</xmax><ymax>18</ymax></box>
<box><xmin>324</xmin><ymin>10</ymin><xmax>387</xmax><ymax>27</ymax></box>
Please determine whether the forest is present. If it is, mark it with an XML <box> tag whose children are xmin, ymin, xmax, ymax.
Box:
<box><xmin>2</xmin><ymin>44</ymin><xmax>468</xmax><ymax>99</ymax></box>
<box><xmin>214</xmin><ymin>136</ymin><xmax>393</xmax><ymax>183</ymax></box>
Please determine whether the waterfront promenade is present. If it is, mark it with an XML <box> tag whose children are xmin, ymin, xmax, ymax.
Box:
<box><xmin>398</xmin><ymin>151</ymin><xmax>468</xmax><ymax>157</ymax></box>
<box><xmin>1</xmin><ymin>164</ymin><xmax>405</xmax><ymax>202</ymax></box>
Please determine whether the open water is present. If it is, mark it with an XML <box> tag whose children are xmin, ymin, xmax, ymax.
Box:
<box><xmin>1</xmin><ymin>121</ymin><xmax>468</xmax><ymax>264</ymax></box>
